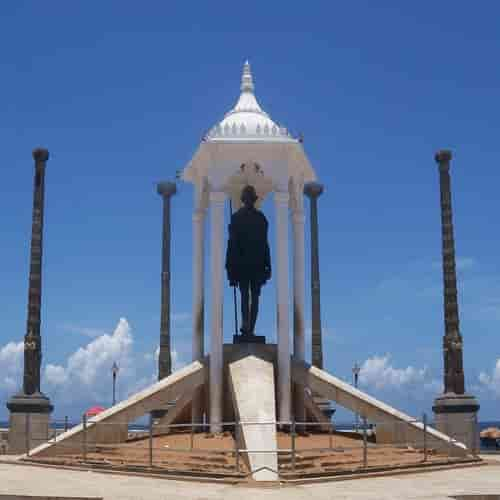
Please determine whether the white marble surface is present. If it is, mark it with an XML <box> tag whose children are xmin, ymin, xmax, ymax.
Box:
<box><xmin>229</xmin><ymin>353</ymin><xmax>278</xmax><ymax>481</ymax></box>
<box><xmin>209</xmin><ymin>191</ymin><xmax>226</xmax><ymax>433</ymax></box>
<box><xmin>274</xmin><ymin>191</ymin><xmax>291</xmax><ymax>424</ymax></box>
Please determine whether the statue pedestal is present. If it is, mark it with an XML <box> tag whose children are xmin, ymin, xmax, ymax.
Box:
<box><xmin>433</xmin><ymin>393</ymin><xmax>479</xmax><ymax>455</ymax></box>
<box><xmin>6</xmin><ymin>392</ymin><xmax>53</xmax><ymax>454</ymax></box>
<box><xmin>233</xmin><ymin>334</ymin><xmax>266</xmax><ymax>344</ymax></box>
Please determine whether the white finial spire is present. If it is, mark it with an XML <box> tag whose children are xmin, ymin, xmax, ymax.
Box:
<box><xmin>241</xmin><ymin>60</ymin><xmax>254</xmax><ymax>93</ymax></box>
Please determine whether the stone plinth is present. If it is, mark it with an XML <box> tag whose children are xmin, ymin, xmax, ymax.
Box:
<box><xmin>433</xmin><ymin>394</ymin><xmax>480</xmax><ymax>454</ymax></box>
<box><xmin>233</xmin><ymin>334</ymin><xmax>266</xmax><ymax>344</ymax></box>
<box><xmin>8</xmin><ymin>412</ymin><xmax>50</xmax><ymax>455</ymax></box>
<box><xmin>6</xmin><ymin>392</ymin><xmax>53</xmax><ymax>454</ymax></box>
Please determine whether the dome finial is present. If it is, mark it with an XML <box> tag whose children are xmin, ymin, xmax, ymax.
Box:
<box><xmin>241</xmin><ymin>60</ymin><xmax>254</xmax><ymax>93</ymax></box>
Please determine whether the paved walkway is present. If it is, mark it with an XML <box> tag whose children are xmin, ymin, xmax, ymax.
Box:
<box><xmin>0</xmin><ymin>458</ymin><xmax>499</xmax><ymax>499</ymax></box>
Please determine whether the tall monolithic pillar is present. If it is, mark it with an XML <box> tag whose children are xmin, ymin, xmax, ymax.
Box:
<box><xmin>191</xmin><ymin>207</ymin><xmax>206</xmax><ymax>424</ymax></box>
<box><xmin>157</xmin><ymin>182</ymin><xmax>177</xmax><ymax>381</ymax></box>
<box><xmin>304</xmin><ymin>182</ymin><xmax>324</xmax><ymax>369</ymax></box>
<box><xmin>432</xmin><ymin>150</ymin><xmax>479</xmax><ymax>453</ymax></box>
<box><xmin>304</xmin><ymin>182</ymin><xmax>333</xmax><ymax>420</ymax></box>
<box><xmin>7</xmin><ymin>148</ymin><xmax>53</xmax><ymax>454</ymax></box>
<box><xmin>274</xmin><ymin>191</ymin><xmax>291</xmax><ymax>424</ymax></box>
<box><xmin>292</xmin><ymin>199</ymin><xmax>306</xmax><ymax>423</ymax></box>
<box><xmin>209</xmin><ymin>191</ymin><xmax>226</xmax><ymax>433</ymax></box>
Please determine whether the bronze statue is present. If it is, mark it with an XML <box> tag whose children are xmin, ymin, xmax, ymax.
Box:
<box><xmin>226</xmin><ymin>185</ymin><xmax>271</xmax><ymax>337</ymax></box>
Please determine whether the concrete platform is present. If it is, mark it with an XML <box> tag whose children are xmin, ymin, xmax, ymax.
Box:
<box><xmin>0</xmin><ymin>459</ymin><xmax>499</xmax><ymax>499</ymax></box>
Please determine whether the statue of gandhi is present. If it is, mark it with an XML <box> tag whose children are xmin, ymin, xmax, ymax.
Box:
<box><xmin>226</xmin><ymin>185</ymin><xmax>271</xmax><ymax>337</ymax></box>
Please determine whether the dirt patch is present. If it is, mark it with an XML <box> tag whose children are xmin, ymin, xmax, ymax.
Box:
<box><xmin>27</xmin><ymin>431</ymin><xmax>468</xmax><ymax>477</ymax></box>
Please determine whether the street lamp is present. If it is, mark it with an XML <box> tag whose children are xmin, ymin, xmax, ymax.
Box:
<box><xmin>352</xmin><ymin>362</ymin><xmax>361</xmax><ymax>430</ymax></box>
<box><xmin>352</xmin><ymin>362</ymin><xmax>360</xmax><ymax>389</ymax></box>
<box><xmin>112</xmin><ymin>362</ymin><xmax>119</xmax><ymax>406</ymax></box>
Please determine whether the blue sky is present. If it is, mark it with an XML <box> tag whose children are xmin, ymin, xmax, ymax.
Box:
<box><xmin>1</xmin><ymin>2</ymin><xmax>499</xmax><ymax>421</ymax></box>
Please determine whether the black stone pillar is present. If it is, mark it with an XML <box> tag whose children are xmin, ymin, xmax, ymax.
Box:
<box><xmin>304</xmin><ymin>182</ymin><xmax>324</xmax><ymax>369</ymax></box>
<box><xmin>432</xmin><ymin>150</ymin><xmax>479</xmax><ymax>450</ymax></box>
<box><xmin>7</xmin><ymin>148</ymin><xmax>52</xmax><ymax>452</ymax></box>
<box><xmin>157</xmin><ymin>182</ymin><xmax>177</xmax><ymax>380</ymax></box>
<box><xmin>24</xmin><ymin>149</ymin><xmax>47</xmax><ymax>394</ymax></box>
<box><xmin>435</xmin><ymin>150</ymin><xmax>466</xmax><ymax>395</ymax></box>
<box><xmin>304</xmin><ymin>182</ymin><xmax>334</xmax><ymax>422</ymax></box>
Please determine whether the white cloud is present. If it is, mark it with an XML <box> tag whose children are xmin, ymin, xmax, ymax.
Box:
<box><xmin>45</xmin><ymin>364</ymin><xmax>68</xmax><ymax>386</ymax></box>
<box><xmin>144</xmin><ymin>345</ymin><xmax>182</xmax><ymax>372</ymax></box>
<box><xmin>44</xmin><ymin>318</ymin><xmax>134</xmax><ymax>403</ymax></box>
<box><xmin>479</xmin><ymin>359</ymin><xmax>500</xmax><ymax>397</ymax></box>
<box><xmin>422</xmin><ymin>378</ymin><xmax>443</xmax><ymax>394</ymax></box>
<box><xmin>41</xmin><ymin>318</ymin><xmax>187</xmax><ymax>413</ymax></box>
<box><xmin>359</xmin><ymin>354</ymin><xmax>427</xmax><ymax>390</ymax></box>
<box><xmin>61</xmin><ymin>323</ymin><xmax>109</xmax><ymax>338</ymax></box>
<box><xmin>0</xmin><ymin>317</ymin><xmax>190</xmax><ymax>417</ymax></box>
<box><xmin>67</xmin><ymin>318</ymin><xmax>133</xmax><ymax>385</ymax></box>
<box><xmin>0</xmin><ymin>341</ymin><xmax>24</xmax><ymax>392</ymax></box>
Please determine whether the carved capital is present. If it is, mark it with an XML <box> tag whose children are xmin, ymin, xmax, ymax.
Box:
<box><xmin>157</xmin><ymin>181</ymin><xmax>177</xmax><ymax>198</ymax></box>
<box><xmin>32</xmin><ymin>148</ymin><xmax>49</xmax><ymax>163</ymax></box>
<box><xmin>435</xmin><ymin>149</ymin><xmax>452</xmax><ymax>171</ymax></box>
<box><xmin>304</xmin><ymin>181</ymin><xmax>324</xmax><ymax>199</ymax></box>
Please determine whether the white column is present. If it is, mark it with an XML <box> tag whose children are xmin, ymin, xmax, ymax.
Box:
<box><xmin>209</xmin><ymin>191</ymin><xmax>226</xmax><ymax>433</ymax></box>
<box><xmin>274</xmin><ymin>191</ymin><xmax>291</xmax><ymax>424</ymax></box>
<box><xmin>191</xmin><ymin>208</ymin><xmax>206</xmax><ymax>424</ymax></box>
<box><xmin>292</xmin><ymin>209</ymin><xmax>306</xmax><ymax>422</ymax></box>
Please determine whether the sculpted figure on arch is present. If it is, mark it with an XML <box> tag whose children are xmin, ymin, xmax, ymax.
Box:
<box><xmin>225</xmin><ymin>185</ymin><xmax>271</xmax><ymax>337</ymax></box>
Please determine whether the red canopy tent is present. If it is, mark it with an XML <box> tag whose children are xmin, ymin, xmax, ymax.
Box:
<box><xmin>85</xmin><ymin>406</ymin><xmax>105</xmax><ymax>417</ymax></box>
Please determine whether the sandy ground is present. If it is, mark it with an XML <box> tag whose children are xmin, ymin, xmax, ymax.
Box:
<box><xmin>27</xmin><ymin>431</ymin><xmax>466</xmax><ymax>477</ymax></box>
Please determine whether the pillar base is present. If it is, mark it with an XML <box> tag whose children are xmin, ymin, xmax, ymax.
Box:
<box><xmin>233</xmin><ymin>334</ymin><xmax>266</xmax><ymax>344</ymax></box>
<box><xmin>433</xmin><ymin>393</ymin><xmax>480</xmax><ymax>454</ymax></box>
<box><xmin>6</xmin><ymin>392</ymin><xmax>53</xmax><ymax>454</ymax></box>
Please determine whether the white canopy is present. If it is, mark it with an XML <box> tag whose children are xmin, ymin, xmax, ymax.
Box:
<box><xmin>182</xmin><ymin>61</ymin><xmax>317</xmax><ymax>209</ymax></box>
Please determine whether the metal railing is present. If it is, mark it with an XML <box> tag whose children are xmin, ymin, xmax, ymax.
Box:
<box><xmin>16</xmin><ymin>413</ymin><xmax>479</xmax><ymax>477</ymax></box>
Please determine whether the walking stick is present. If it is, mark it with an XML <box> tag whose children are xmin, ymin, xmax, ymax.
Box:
<box><xmin>229</xmin><ymin>199</ymin><xmax>239</xmax><ymax>337</ymax></box>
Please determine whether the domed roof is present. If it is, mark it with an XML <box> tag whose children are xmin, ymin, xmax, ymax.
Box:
<box><xmin>206</xmin><ymin>61</ymin><xmax>294</xmax><ymax>142</ymax></box>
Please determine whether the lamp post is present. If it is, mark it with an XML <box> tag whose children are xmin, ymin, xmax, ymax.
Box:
<box><xmin>352</xmin><ymin>362</ymin><xmax>360</xmax><ymax>389</ymax></box>
<box><xmin>112</xmin><ymin>362</ymin><xmax>119</xmax><ymax>406</ymax></box>
<box><xmin>352</xmin><ymin>362</ymin><xmax>361</xmax><ymax>430</ymax></box>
